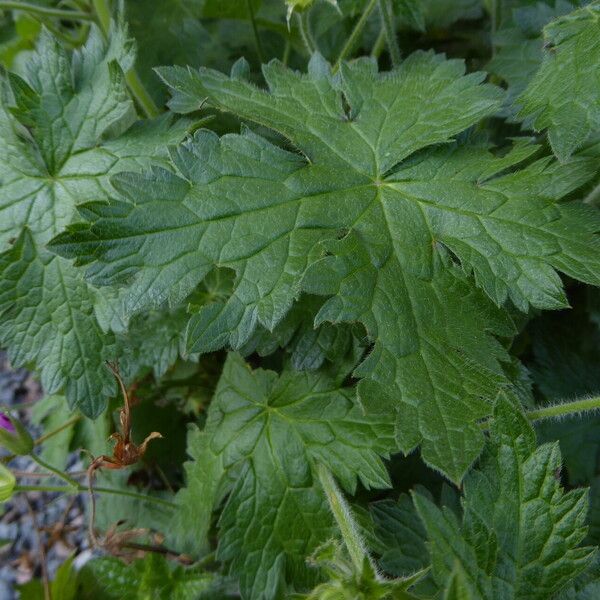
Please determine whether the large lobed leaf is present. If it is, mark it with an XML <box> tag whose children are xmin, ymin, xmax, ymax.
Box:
<box><xmin>0</xmin><ymin>25</ymin><xmax>189</xmax><ymax>416</ymax></box>
<box><xmin>414</xmin><ymin>396</ymin><xmax>596</xmax><ymax>599</ymax></box>
<box><xmin>51</xmin><ymin>52</ymin><xmax>600</xmax><ymax>478</ymax></box>
<box><xmin>168</xmin><ymin>352</ymin><xmax>394</xmax><ymax>599</ymax></box>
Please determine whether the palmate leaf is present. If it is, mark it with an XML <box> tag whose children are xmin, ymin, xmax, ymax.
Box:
<box><xmin>518</xmin><ymin>1</ymin><xmax>600</xmax><ymax>160</ymax></box>
<box><xmin>168</xmin><ymin>353</ymin><xmax>394</xmax><ymax>600</ymax></box>
<box><xmin>51</xmin><ymin>53</ymin><xmax>600</xmax><ymax>478</ymax></box>
<box><xmin>370</xmin><ymin>494</ymin><xmax>429</xmax><ymax>578</ymax></box>
<box><xmin>413</xmin><ymin>396</ymin><xmax>595</xmax><ymax>600</ymax></box>
<box><xmin>0</xmin><ymin>25</ymin><xmax>189</xmax><ymax>416</ymax></box>
<box><xmin>81</xmin><ymin>554</ymin><xmax>234</xmax><ymax>600</ymax></box>
<box><xmin>487</xmin><ymin>1</ymin><xmax>574</xmax><ymax>111</ymax></box>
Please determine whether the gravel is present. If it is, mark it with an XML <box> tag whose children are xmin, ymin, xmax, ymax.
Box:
<box><xmin>0</xmin><ymin>353</ymin><xmax>89</xmax><ymax>598</ymax></box>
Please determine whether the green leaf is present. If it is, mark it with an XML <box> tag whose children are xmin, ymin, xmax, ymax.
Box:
<box><xmin>81</xmin><ymin>554</ymin><xmax>233</xmax><ymax>600</ymax></box>
<box><xmin>239</xmin><ymin>295</ymin><xmax>356</xmax><ymax>371</ymax></box>
<box><xmin>443</xmin><ymin>564</ymin><xmax>476</xmax><ymax>600</ymax></box>
<box><xmin>417</xmin><ymin>0</ymin><xmax>482</xmax><ymax>28</ymax></box>
<box><xmin>116</xmin><ymin>306</ymin><xmax>190</xmax><ymax>382</ymax></box>
<box><xmin>167</xmin><ymin>427</ymin><xmax>226</xmax><ymax>556</ymax></box>
<box><xmin>559</xmin><ymin>556</ymin><xmax>600</xmax><ymax>600</ymax></box>
<box><xmin>51</xmin><ymin>555</ymin><xmax>79</xmax><ymax>600</ymax></box>
<box><xmin>53</xmin><ymin>53</ymin><xmax>600</xmax><ymax>478</ymax></box>
<box><xmin>370</xmin><ymin>494</ymin><xmax>429</xmax><ymax>578</ymax></box>
<box><xmin>30</xmin><ymin>394</ymin><xmax>77</xmax><ymax>470</ymax></box>
<box><xmin>487</xmin><ymin>1</ymin><xmax>573</xmax><ymax>109</ymax></box>
<box><xmin>394</xmin><ymin>0</ymin><xmax>426</xmax><ymax>32</ymax></box>
<box><xmin>587</xmin><ymin>477</ymin><xmax>600</xmax><ymax>547</ymax></box>
<box><xmin>303</xmin><ymin>539</ymin><xmax>426</xmax><ymax>600</ymax></box>
<box><xmin>124</xmin><ymin>0</ymin><xmax>240</xmax><ymax>104</ymax></box>
<box><xmin>170</xmin><ymin>352</ymin><xmax>393</xmax><ymax>599</ymax></box>
<box><xmin>518</xmin><ymin>2</ymin><xmax>600</xmax><ymax>160</ymax></box>
<box><xmin>0</xmin><ymin>25</ymin><xmax>188</xmax><ymax>416</ymax></box>
<box><xmin>413</xmin><ymin>395</ymin><xmax>595</xmax><ymax>600</ymax></box>
<box><xmin>17</xmin><ymin>554</ymin><xmax>79</xmax><ymax>600</ymax></box>
<box><xmin>201</xmin><ymin>0</ymin><xmax>262</xmax><ymax>19</ymax></box>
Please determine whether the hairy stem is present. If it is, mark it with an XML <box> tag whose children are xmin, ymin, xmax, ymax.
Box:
<box><xmin>124</xmin><ymin>70</ymin><xmax>160</xmax><ymax>118</ymax></box>
<box><xmin>92</xmin><ymin>0</ymin><xmax>160</xmax><ymax>118</ymax></box>
<box><xmin>371</xmin><ymin>28</ymin><xmax>386</xmax><ymax>59</ymax></box>
<box><xmin>35</xmin><ymin>415</ymin><xmax>81</xmax><ymax>446</ymax></box>
<box><xmin>316</xmin><ymin>463</ymin><xmax>373</xmax><ymax>574</ymax></box>
<box><xmin>14</xmin><ymin>483</ymin><xmax>176</xmax><ymax>507</ymax></box>
<box><xmin>29</xmin><ymin>453</ymin><xmax>80</xmax><ymax>488</ymax></box>
<box><xmin>296</xmin><ymin>11</ymin><xmax>315</xmax><ymax>56</ymax></box>
<box><xmin>526</xmin><ymin>395</ymin><xmax>600</xmax><ymax>422</ymax></box>
<box><xmin>0</xmin><ymin>1</ymin><xmax>93</xmax><ymax>21</ymax></box>
<box><xmin>334</xmin><ymin>0</ymin><xmax>378</xmax><ymax>70</ymax></box>
<box><xmin>479</xmin><ymin>395</ymin><xmax>600</xmax><ymax>430</ymax></box>
<box><xmin>282</xmin><ymin>38</ymin><xmax>291</xmax><ymax>66</ymax></box>
<box><xmin>378</xmin><ymin>0</ymin><xmax>400</xmax><ymax>66</ymax></box>
<box><xmin>246</xmin><ymin>0</ymin><xmax>265</xmax><ymax>63</ymax></box>
<box><xmin>92</xmin><ymin>0</ymin><xmax>111</xmax><ymax>32</ymax></box>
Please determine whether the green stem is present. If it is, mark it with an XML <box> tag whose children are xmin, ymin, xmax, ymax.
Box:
<box><xmin>479</xmin><ymin>395</ymin><xmax>600</xmax><ymax>430</ymax></box>
<box><xmin>246</xmin><ymin>0</ymin><xmax>265</xmax><ymax>63</ymax></box>
<box><xmin>296</xmin><ymin>11</ymin><xmax>314</xmax><ymax>56</ymax></box>
<box><xmin>526</xmin><ymin>396</ymin><xmax>600</xmax><ymax>422</ymax></box>
<box><xmin>302</xmin><ymin>9</ymin><xmax>318</xmax><ymax>55</ymax></box>
<box><xmin>378</xmin><ymin>0</ymin><xmax>400</xmax><ymax>67</ymax></box>
<box><xmin>92</xmin><ymin>0</ymin><xmax>159</xmax><ymax>118</ymax></box>
<box><xmin>29</xmin><ymin>453</ymin><xmax>80</xmax><ymax>488</ymax></box>
<box><xmin>125</xmin><ymin>70</ymin><xmax>160</xmax><ymax>118</ymax></box>
<box><xmin>92</xmin><ymin>0</ymin><xmax>110</xmax><ymax>32</ymax></box>
<box><xmin>334</xmin><ymin>0</ymin><xmax>378</xmax><ymax>71</ymax></box>
<box><xmin>14</xmin><ymin>483</ymin><xmax>176</xmax><ymax>508</ymax></box>
<box><xmin>282</xmin><ymin>38</ymin><xmax>291</xmax><ymax>66</ymax></box>
<box><xmin>316</xmin><ymin>463</ymin><xmax>372</xmax><ymax>574</ymax></box>
<box><xmin>0</xmin><ymin>1</ymin><xmax>93</xmax><ymax>20</ymax></box>
<box><xmin>371</xmin><ymin>28</ymin><xmax>386</xmax><ymax>59</ymax></box>
<box><xmin>35</xmin><ymin>415</ymin><xmax>81</xmax><ymax>446</ymax></box>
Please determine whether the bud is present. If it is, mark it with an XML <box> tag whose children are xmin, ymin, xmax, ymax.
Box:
<box><xmin>0</xmin><ymin>463</ymin><xmax>16</xmax><ymax>502</ymax></box>
<box><xmin>0</xmin><ymin>411</ymin><xmax>33</xmax><ymax>455</ymax></box>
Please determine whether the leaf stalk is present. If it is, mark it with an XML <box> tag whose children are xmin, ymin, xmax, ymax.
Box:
<box><xmin>526</xmin><ymin>395</ymin><xmax>600</xmax><ymax>422</ymax></box>
<box><xmin>316</xmin><ymin>463</ymin><xmax>373</xmax><ymax>574</ymax></box>
<box><xmin>479</xmin><ymin>395</ymin><xmax>600</xmax><ymax>430</ymax></box>
<box><xmin>29</xmin><ymin>453</ymin><xmax>80</xmax><ymax>488</ymax></box>
<box><xmin>334</xmin><ymin>0</ymin><xmax>378</xmax><ymax>71</ymax></box>
<box><xmin>14</xmin><ymin>483</ymin><xmax>176</xmax><ymax>507</ymax></box>
<box><xmin>246</xmin><ymin>0</ymin><xmax>265</xmax><ymax>63</ymax></box>
<box><xmin>378</xmin><ymin>0</ymin><xmax>401</xmax><ymax>66</ymax></box>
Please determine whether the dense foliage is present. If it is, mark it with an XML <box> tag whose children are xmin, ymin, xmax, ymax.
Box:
<box><xmin>0</xmin><ymin>0</ymin><xmax>599</xmax><ymax>598</ymax></box>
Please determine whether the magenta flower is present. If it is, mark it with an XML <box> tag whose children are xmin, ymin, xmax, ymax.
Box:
<box><xmin>0</xmin><ymin>413</ymin><xmax>16</xmax><ymax>434</ymax></box>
